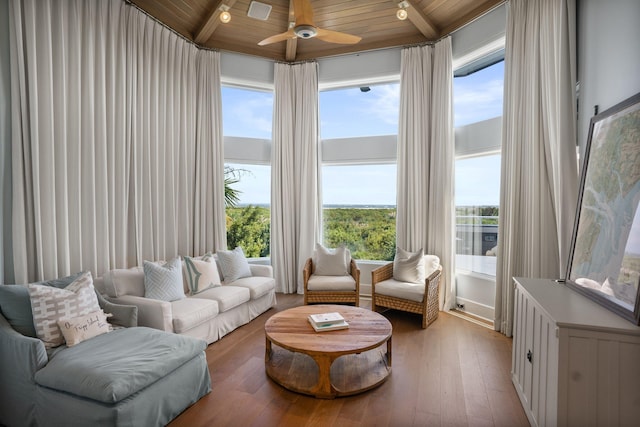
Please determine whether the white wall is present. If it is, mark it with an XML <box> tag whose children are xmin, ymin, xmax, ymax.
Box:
<box><xmin>577</xmin><ymin>0</ymin><xmax>640</xmax><ymax>158</ymax></box>
<box><xmin>0</xmin><ymin>0</ymin><xmax>12</xmax><ymax>284</ymax></box>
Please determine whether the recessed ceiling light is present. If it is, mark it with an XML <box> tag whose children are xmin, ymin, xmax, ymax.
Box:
<box><xmin>247</xmin><ymin>1</ymin><xmax>272</xmax><ymax>21</ymax></box>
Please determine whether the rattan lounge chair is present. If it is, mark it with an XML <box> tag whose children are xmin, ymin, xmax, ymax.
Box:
<box><xmin>371</xmin><ymin>263</ymin><xmax>442</xmax><ymax>328</ymax></box>
<box><xmin>303</xmin><ymin>258</ymin><xmax>360</xmax><ymax>306</ymax></box>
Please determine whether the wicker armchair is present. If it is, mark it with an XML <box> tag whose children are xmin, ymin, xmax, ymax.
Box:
<box><xmin>371</xmin><ymin>263</ymin><xmax>442</xmax><ymax>328</ymax></box>
<box><xmin>303</xmin><ymin>258</ymin><xmax>360</xmax><ymax>306</ymax></box>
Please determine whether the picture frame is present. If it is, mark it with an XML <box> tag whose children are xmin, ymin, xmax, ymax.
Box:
<box><xmin>565</xmin><ymin>91</ymin><xmax>640</xmax><ymax>325</ymax></box>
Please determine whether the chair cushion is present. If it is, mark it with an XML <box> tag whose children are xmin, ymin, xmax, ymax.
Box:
<box><xmin>0</xmin><ymin>272</ymin><xmax>84</xmax><ymax>337</ymax></box>
<box><xmin>192</xmin><ymin>286</ymin><xmax>250</xmax><ymax>312</ymax></box>
<box><xmin>35</xmin><ymin>327</ymin><xmax>206</xmax><ymax>404</ymax></box>
<box><xmin>229</xmin><ymin>276</ymin><xmax>275</xmax><ymax>299</ymax></box>
<box><xmin>393</xmin><ymin>248</ymin><xmax>425</xmax><ymax>284</ymax></box>
<box><xmin>424</xmin><ymin>254</ymin><xmax>441</xmax><ymax>277</ymax></box>
<box><xmin>307</xmin><ymin>275</ymin><xmax>356</xmax><ymax>291</ymax></box>
<box><xmin>28</xmin><ymin>272</ymin><xmax>102</xmax><ymax>349</ymax></box>
<box><xmin>313</xmin><ymin>244</ymin><xmax>350</xmax><ymax>276</ymax></box>
<box><xmin>375</xmin><ymin>278</ymin><xmax>425</xmax><ymax>303</ymax></box>
<box><xmin>171</xmin><ymin>297</ymin><xmax>219</xmax><ymax>333</ymax></box>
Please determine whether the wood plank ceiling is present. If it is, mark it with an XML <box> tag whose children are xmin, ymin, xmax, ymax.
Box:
<box><xmin>129</xmin><ymin>0</ymin><xmax>504</xmax><ymax>62</ymax></box>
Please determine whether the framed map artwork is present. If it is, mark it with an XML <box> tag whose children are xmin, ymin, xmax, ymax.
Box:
<box><xmin>565</xmin><ymin>92</ymin><xmax>640</xmax><ymax>325</ymax></box>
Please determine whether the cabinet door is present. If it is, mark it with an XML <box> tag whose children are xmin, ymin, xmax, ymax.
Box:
<box><xmin>530</xmin><ymin>303</ymin><xmax>558</xmax><ymax>427</ymax></box>
<box><xmin>512</xmin><ymin>284</ymin><xmax>534</xmax><ymax>411</ymax></box>
<box><xmin>559</xmin><ymin>329</ymin><xmax>640</xmax><ymax>426</ymax></box>
<box><xmin>512</xmin><ymin>283</ymin><xmax>559</xmax><ymax>427</ymax></box>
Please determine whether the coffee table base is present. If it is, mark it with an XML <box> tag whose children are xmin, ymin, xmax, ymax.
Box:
<box><xmin>265</xmin><ymin>340</ymin><xmax>391</xmax><ymax>399</ymax></box>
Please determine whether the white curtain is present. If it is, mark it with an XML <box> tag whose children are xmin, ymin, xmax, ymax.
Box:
<box><xmin>8</xmin><ymin>0</ymin><xmax>226</xmax><ymax>282</ymax></box>
<box><xmin>495</xmin><ymin>0</ymin><xmax>578</xmax><ymax>336</ymax></box>
<box><xmin>271</xmin><ymin>62</ymin><xmax>320</xmax><ymax>294</ymax></box>
<box><xmin>397</xmin><ymin>38</ymin><xmax>455</xmax><ymax>310</ymax></box>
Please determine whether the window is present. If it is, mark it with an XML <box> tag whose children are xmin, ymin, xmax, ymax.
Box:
<box><xmin>454</xmin><ymin>60</ymin><xmax>504</xmax><ymax>277</ymax></box>
<box><xmin>222</xmin><ymin>86</ymin><xmax>272</xmax><ymax>257</ymax></box>
<box><xmin>322</xmin><ymin>164</ymin><xmax>397</xmax><ymax>260</ymax></box>
<box><xmin>320</xmin><ymin>83</ymin><xmax>399</xmax><ymax>261</ymax></box>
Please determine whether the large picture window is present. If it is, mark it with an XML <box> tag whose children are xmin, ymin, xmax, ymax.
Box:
<box><xmin>222</xmin><ymin>86</ymin><xmax>272</xmax><ymax>257</ymax></box>
<box><xmin>454</xmin><ymin>60</ymin><xmax>504</xmax><ymax>277</ymax></box>
<box><xmin>320</xmin><ymin>83</ymin><xmax>399</xmax><ymax>261</ymax></box>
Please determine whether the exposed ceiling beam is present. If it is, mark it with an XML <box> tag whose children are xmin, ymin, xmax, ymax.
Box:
<box><xmin>194</xmin><ymin>0</ymin><xmax>238</xmax><ymax>44</ymax></box>
<box><xmin>391</xmin><ymin>0</ymin><xmax>439</xmax><ymax>39</ymax></box>
<box><xmin>285</xmin><ymin>0</ymin><xmax>297</xmax><ymax>61</ymax></box>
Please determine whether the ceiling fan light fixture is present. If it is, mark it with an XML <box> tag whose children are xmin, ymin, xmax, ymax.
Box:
<box><xmin>294</xmin><ymin>25</ymin><xmax>318</xmax><ymax>39</ymax></box>
<box><xmin>219</xmin><ymin>5</ymin><xmax>231</xmax><ymax>23</ymax></box>
<box><xmin>396</xmin><ymin>1</ymin><xmax>409</xmax><ymax>21</ymax></box>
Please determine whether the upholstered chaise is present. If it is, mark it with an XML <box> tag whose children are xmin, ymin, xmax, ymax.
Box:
<box><xmin>0</xmin><ymin>283</ymin><xmax>211</xmax><ymax>427</ymax></box>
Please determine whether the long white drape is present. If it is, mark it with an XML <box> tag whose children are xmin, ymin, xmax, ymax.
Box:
<box><xmin>397</xmin><ymin>38</ymin><xmax>455</xmax><ymax>310</ymax></box>
<box><xmin>495</xmin><ymin>0</ymin><xmax>578</xmax><ymax>336</ymax></box>
<box><xmin>9</xmin><ymin>0</ymin><xmax>226</xmax><ymax>282</ymax></box>
<box><xmin>271</xmin><ymin>62</ymin><xmax>320</xmax><ymax>294</ymax></box>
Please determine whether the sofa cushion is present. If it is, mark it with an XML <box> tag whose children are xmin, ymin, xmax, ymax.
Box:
<box><xmin>194</xmin><ymin>286</ymin><xmax>250</xmax><ymax>312</ymax></box>
<box><xmin>144</xmin><ymin>258</ymin><xmax>185</xmax><ymax>302</ymax></box>
<box><xmin>35</xmin><ymin>327</ymin><xmax>206</xmax><ymax>404</ymax></box>
<box><xmin>171</xmin><ymin>298</ymin><xmax>219</xmax><ymax>333</ymax></box>
<box><xmin>28</xmin><ymin>272</ymin><xmax>102</xmax><ymax>349</ymax></box>
<box><xmin>183</xmin><ymin>253</ymin><xmax>221</xmax><ymax>295</ymax></box>
<box><xmin>0</xmin><ymin>272</ymin><xmax>84</xmax><ymax>337</ymax></box>
<box><xmin>228</xmin><ymin>276</ymin><xmax>275</xmax><ymax>299</ymax></box>
<box><xmin>102</xmin><ymin>267</ymin><xmax>145</xmax><ymax>298</ymax></box>
<box><xmin>375</xmin><ymin>278</ymin><xmax>425</xmax><ymax>302</ymax></box>
<box><xmin>216</xmin><ymin>247</ymin><xmax>252</xmax><ymax>283</ymax></box>
<box><xmin>307</xmin><ymin>275</ymin><xmax>356</xmax><ymax>291</ymax></box>
<box><xmin>57</xmin><ymin>310</ymin><xmax>112</xmax><ymax>347</ymax></box>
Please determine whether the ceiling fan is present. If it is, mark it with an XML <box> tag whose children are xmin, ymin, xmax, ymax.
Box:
<box><xmin>258</xmin><ymin>0</ymin><xmax>361</xmax><ymax>46</ymax></box>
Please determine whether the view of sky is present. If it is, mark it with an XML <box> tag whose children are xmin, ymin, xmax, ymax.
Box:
<box><xmin>222</xmin><ymin>60</ymin><xmax>504</xmax><ymax>207</ymax></box>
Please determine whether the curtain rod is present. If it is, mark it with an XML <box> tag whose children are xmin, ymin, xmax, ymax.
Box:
<box><xmin>123</xmin><ymin>0</ymin><xmax>219</xmax><ymax>53</ymax></box>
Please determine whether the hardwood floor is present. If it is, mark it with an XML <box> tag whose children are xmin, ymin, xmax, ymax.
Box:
<box><xmin>169</xmin><ymin>294</ymin><xmax>530</xmax><ymax>427</ymax></box>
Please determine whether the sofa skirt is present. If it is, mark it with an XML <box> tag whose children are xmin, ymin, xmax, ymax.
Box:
<box><xmin>35</xmin><ymin>351</ymin><xmax>211</xmax><ymax>427</ymax></box>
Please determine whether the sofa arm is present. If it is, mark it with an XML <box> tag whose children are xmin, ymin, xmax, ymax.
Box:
<box><xmin>95</xmin><ymin>290</ymin><xmax>138</xmax><ymax>328</ymax></box>
<box><xmin>108</xmin><ymin>295</ymin><xmax>173</xmax><ymax>332</ymax></box>
<box><xmin>0</xmin><ymin>313</ymin><xmax>47</xmax><ymax>427</ymax></box>
<box><xmin>250</xmin><ymin>264</ymin><xmax>273</xmax><ymax>278</ymax></box>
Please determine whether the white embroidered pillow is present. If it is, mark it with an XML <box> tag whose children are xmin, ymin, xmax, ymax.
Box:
<box><xmin>393</xmin><ymin>247</ymin><xmax>426</xmax><ymax>284</ymax></box>
<box><xmin>58</xmin><ymin>310</ymin><xmax>113</xmax><ymax>347</ymax></box>
<box><xmin>313</xmin><ymin>244</ymin><xmax>350</xmax><ymax>276</ymax></box>
<box><xmin>217</xmin><ymin>247</ymin><xmax>252</xmax><ymax>283</ymax></box>
<box><xmin>183</xmin><ymin>253</ymin><xmax>221</xmax><ymax>295</ymax></box>
<box><xmin>143</xmin><ymin>257</ymin><xmax>185</xmax><ymax>302</ymax></box>
<box><xmin>28</xmin><ymin>271</ymin><xmax>102</xmax><ymax>349</ymax></box>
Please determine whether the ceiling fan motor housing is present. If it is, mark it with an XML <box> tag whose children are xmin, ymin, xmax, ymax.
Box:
<box><xmin>294</xmin><ymin>24</ymin><xmax>317</xmax><ymax>38</ymax></box>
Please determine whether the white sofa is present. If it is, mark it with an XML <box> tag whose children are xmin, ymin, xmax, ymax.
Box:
<box><xmin>94</xmin><ymin>263</ymin><xmax>276</xmax><ymax>344</ymax></box>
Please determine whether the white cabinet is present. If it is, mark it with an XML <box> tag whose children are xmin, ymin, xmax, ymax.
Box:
<box><xmin>512</xmin><ymin>278</ymin><xmax>640</xmax><ymax>427</ymax></box>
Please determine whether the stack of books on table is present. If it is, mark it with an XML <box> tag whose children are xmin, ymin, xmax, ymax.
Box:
<box><xmin>308</xmin><ymin>312</ymin><xmax>349</xmax><ymax>332</ymax></box>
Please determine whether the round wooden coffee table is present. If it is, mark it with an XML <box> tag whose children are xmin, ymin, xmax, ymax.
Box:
<box><xmin>264</xmin><ymin>305</ymin><xmax>392</xmax><ymax>399</ymax></box>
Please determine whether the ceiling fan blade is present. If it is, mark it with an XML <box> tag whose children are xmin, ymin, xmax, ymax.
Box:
<box><xmin>258</xmin><ymin>29</ymin><xmax>296</xmax><ymax>46</ymax></box>
<box><xmin>293</xmin><ymin>0</ymin><xmax>314</xmax><ymax>26</ymax></box>
<box><xmin>316</xmin><ymin>28</ymin><xmax>361</xmax><ymax>45</ymax></box>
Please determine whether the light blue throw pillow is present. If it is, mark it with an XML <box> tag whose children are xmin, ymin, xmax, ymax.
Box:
<box><xmin>216</xmin><ymin>247</ymin><xmax>252</xmax><ymax>283</ymax></box>
<box><xmin>143</xmin><ymin>258</ymin><xmax>185</xmax><ymax>302</ymax></box>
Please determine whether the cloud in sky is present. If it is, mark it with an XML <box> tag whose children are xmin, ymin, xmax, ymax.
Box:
<box><xmin>222</xmin><ymin>88</ymin><xmax>273</xmax><ymax>138</ymax></box>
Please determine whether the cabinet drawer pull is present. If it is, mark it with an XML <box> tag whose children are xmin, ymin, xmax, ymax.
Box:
<box><xmin>526</xmin><ymin>350</ymin><xmax>533</xmax><ymax>363</ymax></box>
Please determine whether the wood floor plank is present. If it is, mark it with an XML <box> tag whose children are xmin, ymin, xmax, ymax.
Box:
<box><xmin>168</xmin><ymin>293</ymin><xmax>530</xmax><ymax>427</ymax></box>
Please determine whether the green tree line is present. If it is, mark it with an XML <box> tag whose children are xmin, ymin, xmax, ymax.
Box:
<box><xmin>226</xmin><ymin>207</ymin><xmax>398</xmax><ymax>260</ymax></box>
